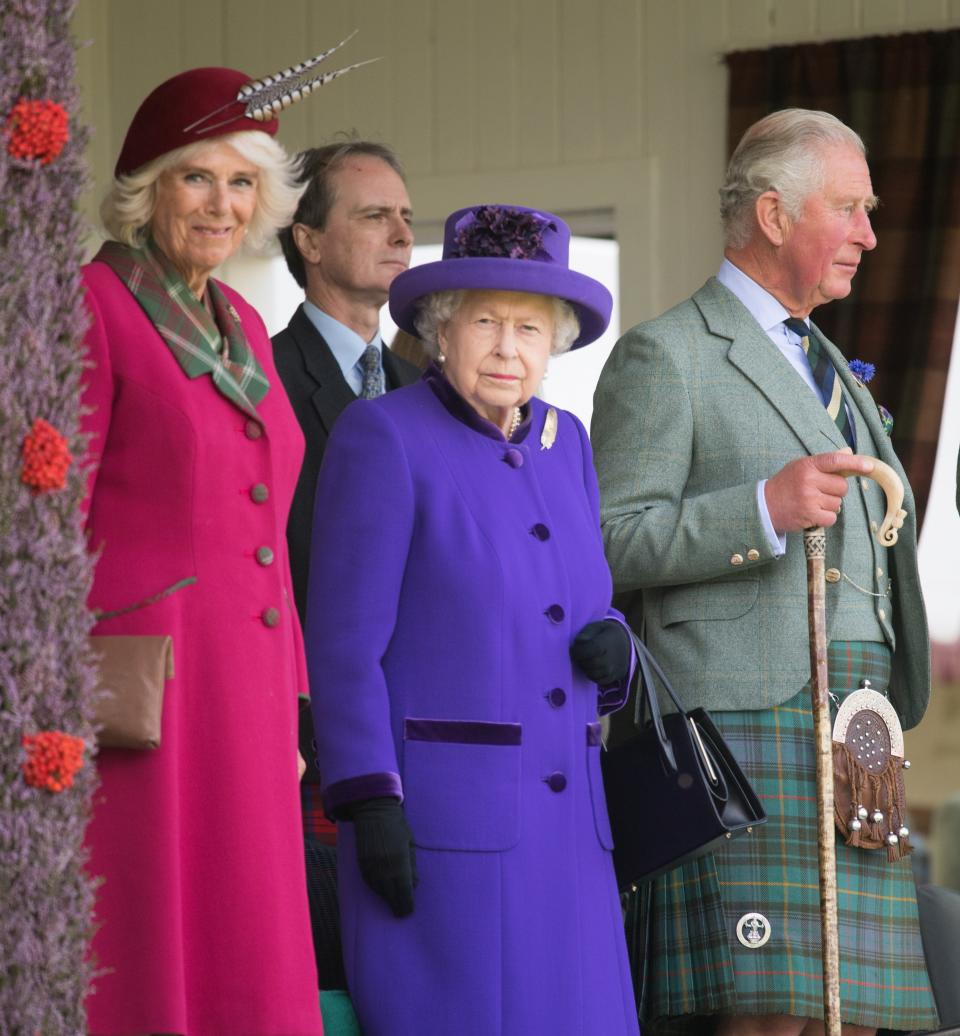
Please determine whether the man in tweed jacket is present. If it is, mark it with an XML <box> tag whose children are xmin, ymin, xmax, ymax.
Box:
<box><xmin>592</xmin><ymin>110</ymin><xmax>936</xmax><ymax>1036</ymax></box>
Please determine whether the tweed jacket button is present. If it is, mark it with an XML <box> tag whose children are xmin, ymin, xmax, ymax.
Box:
<box><xmin>870</xmin><ymin>520</ymin><xmax>879</xmax><ymax>533</ymax></box>
<box><xmin>250</xmin><ymin>482</ymin><xmax>269</xmax><ymax>503</ymax></box>
<box><xmin>256</xmin><ymin>546</ymin><xmax>275</xmax><ymax>566</ymax></box>
<box><xmin>546</xmin><ymin>772</ymin><xmax>567</xmax><ymax>793</ymax></box>
<box><xmin>245</xmin><ymin>419</ymin><xmax>263</xmax><ymax>440</ymax></box>
<box><xmin>746</xmin><ymin>549</ymin><xmax>760</xmax><ymax>562</ymax></box>
<box><xmin>547</xmin><ymin>687</ymin><xmax>567</xmax><ymax>708</ymax></box>
<box><xmin>878</xmin><ymin>608</ymin><xmax>887</xmax><ymax>621</ymax></box>
<box><xmin>261</xmin><ymin>607</ymin><xmax>280</xmax><ymax>628</ymax></box>
<box><xmin>877</xmin><ymin>567</ymin><xmax>884</xmax><ymax>578</ymax></box>
<box><xmin>503</xmin><ymin>448</ymin><xmax>524</xmax><ymax>468</ymax></box>
<box><xmin>545</xmin><ymin>604</ymin><xmax>565</xmax><ymax>623</ymax></box>
<box><xmin>730</xmin><ymin>553</ymin><xmax>744</xmax><ymax>566</ymax></box>
<box><xmin>825</xmin><ymin>568</ymin><xmax>841</xmax><ymax>583</ymax></box>
<box><xmin>531</xmin><ymin>523</ymin><xmax>551</xmax><ymax>541</ymax></box>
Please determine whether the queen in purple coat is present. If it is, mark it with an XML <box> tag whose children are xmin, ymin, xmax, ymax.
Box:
<box><xmin>306</xmin><ymin>206</ymin><xmax>641</xmax><ymax>1035</ymax></box>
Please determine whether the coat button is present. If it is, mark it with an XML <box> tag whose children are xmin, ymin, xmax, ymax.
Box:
<box><xmin>250</xmin><ymin>482</ymin><xmax>269</xmax><ymax>503</ymax></box>
<box><xmin>531</xmin><ymin>523</ymin><xmax>551</xmax><ymax>541</ymax></box>
<box><xmin>245</xmin><ymin>419</ymin><xmax>263</xmax><ymax>440</ymax></box>
<box><xmin>746</xmin><ymin>549</ymin><xmax>760</xmax><ymax>562</ymax></box>
<box><xmin>256</xmin><ymin>546</ymin><xmax>275</xmax><ymax>566</ymax></box>
<box><xmin>545</xmin><ymin>772</ymin><xmax>567</xmax><ymax>793</ymax></box>
<box><xmin>261</xmin><ymin>607</ymin><xmax>280</xmax><ymax>628</ymax></box>
<box><xmin>825</xmin><ymin>568</ymin><xmax>841</xmax><ymax>583</ymax></box>
<box><xmin>545</xmin><ymin>604</ymin><xmax>565</xmax><ymax>623</ymax></box>
<box><xmin>503</xmin><ymin>448</ymin><xmax>524</xmax><ymax>469</ymax></box>
<box><xmin>876</xmin><ymin>567</ymin><xmax>884</xmax><ymax>578</ymax></box>
<box><xmin>730</xmin><ymin>553</ymin><xmax>744</xmax><ymax>566</ymax></box>
<box><xmin>546</xmin><ymin>687</ymin><xmax>566</xmax><ymax>708</ymax></box>
<box><xmin>878</xmin><ymin>608</ymin><xmax>887</xmax><ymax>621</ymax></box>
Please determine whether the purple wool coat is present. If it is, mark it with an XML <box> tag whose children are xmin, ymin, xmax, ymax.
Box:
<box><xmin>306</xmin><ymin>374</ymin><xmax>640</xmax><ymax>1036</ymax></box>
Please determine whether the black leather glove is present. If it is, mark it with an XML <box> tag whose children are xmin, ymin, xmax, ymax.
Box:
<box><xmin>570</xmin><ymin>620</ymin><xmax>631</xmax><ymax>685</ymax></box>
<box><xmin>346</xmin><ymin>797</ymin><xmax>417</xmax><ymax>918</ymax></box>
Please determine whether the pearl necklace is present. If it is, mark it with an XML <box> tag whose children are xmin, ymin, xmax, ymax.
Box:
<box><xmin>507</xmin><ymin>406</ymin><xmax>522</xmax><ymax>439</ymax></box>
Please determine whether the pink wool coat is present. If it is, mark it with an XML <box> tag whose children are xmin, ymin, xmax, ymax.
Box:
<box><xmin>81</xmin><ymin>261</ymin><xmax>322</xmax><ymax>1035</ymax></box>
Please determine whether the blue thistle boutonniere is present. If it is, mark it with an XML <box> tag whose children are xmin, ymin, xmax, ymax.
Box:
<box><xmin>848</xmin><ymin>359</ymin><xmax>876</xmax><ymax>385</ymax></box>
<box><xmin>847</xmin><ymin>359</ymin><xmax>894</xmax><ymax>436</ymax></box>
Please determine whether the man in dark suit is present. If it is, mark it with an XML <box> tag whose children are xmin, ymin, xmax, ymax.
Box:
<box><xmin>273</xmin><ymin>140</ymin><xmax>420</xmax><ymax>995</ymax></box>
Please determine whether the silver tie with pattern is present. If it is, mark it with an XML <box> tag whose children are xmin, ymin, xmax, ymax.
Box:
<box><xmin>359</xmin><ymin>344</ymin><xmax>385</xmax><ymax>399</ymax></box>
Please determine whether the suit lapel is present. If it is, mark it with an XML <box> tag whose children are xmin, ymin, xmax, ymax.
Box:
<box><xmin>288</xmin><ymin>306</ymin><xmax>357</xmax><ymax>435</ymax></box>
<box><xmin>382</xmin><ymin>345</ymin><xmax>417</xmax><ymax>389</ymax></box>
<box><xmin>695</xmin><ymin>278</ymin><xmax>846</xmax><ymax>456</ymax></box>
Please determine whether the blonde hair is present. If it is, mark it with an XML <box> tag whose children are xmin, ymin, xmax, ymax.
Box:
<box><xmin>100</xmin><ymin>131</ymin><xmax>303</xmax><ymax>250</ymax></box>
<box><xmin>413</xmin><ymin>289</ymin><xmax>580</xmax><ymax>358</ymax></box>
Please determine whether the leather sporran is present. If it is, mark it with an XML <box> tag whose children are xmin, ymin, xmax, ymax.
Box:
<box><xmin>601</xmin><ymin>631</ymin><xmax>767</xmax><ymax>890</ymax></box>
<box><xmin>90</xmin><ymin>635</ymin><xmax>174</xmax><ymax>749</ymax></box>
<box><xmin>832</xmin><ymin>679</ymin><xmax>912</xmax><ymax>861</ymax></box>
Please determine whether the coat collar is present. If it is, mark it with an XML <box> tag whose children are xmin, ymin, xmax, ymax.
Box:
<box><xmin>694</xmin><ymin>277</ymin><xmax>847</xmax><ymax>457</ymax></box>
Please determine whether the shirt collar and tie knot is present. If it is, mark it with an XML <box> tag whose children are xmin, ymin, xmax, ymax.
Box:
<box><xmin>359</xmin><ymin>343</ymin><xmax>385</xmax><ymax>399</ymax></box>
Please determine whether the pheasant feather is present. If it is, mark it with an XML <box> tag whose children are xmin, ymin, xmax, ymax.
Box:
<box><xmin>239</xmin><ymin>30</ymin><xmax>357</xmax><ymax>96</ymax></box>
<box><xmin>245</xmin><ymin>58</ymin><xmax>382</xmax><ymax>122</ymax></box>
<box><xmin>183</xmin><ymin>31</ymin><xmax>378</xmax><ymax>134</ymax></box>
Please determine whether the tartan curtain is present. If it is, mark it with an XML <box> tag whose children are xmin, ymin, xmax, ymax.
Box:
<box><xmin>726</xmin><ymin>29</ymin><xmax>960</xmax><ymax>528</ymax></box>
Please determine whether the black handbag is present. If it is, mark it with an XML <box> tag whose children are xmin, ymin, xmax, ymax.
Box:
<box><xmin>601</xmin><ymin>631</ymin><xmax>767</xmax><ymax>890</ymax></box>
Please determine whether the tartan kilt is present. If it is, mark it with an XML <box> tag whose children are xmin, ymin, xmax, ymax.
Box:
<box><xmin>625</xmin><ymin>641</ymin><xmax>938</xmax><ymax>1032</ymax></box>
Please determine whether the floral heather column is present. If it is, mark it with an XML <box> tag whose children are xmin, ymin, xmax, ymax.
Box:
<box><xmin>0</xmin><ymin>0</ymin><xmax>99</xmax><ymax>1030</ymax></box>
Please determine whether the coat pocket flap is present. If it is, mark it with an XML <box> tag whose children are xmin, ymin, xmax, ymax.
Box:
<box><xmin>403</xmin><ymin>718</ymin><xmax>521</xmax><ymax>851</ymax></box>
<box><xmin>661</xmin><ymin>578</ymin><xmax>759</xmax><ymax>627</ymax></box>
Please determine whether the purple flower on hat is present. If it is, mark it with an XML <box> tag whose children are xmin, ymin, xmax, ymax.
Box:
<box><xmin>451</xmin><ymin>206</ymin><xmax>556</xmax><ymax>261</ymax></box>
<box><xmin>848</xmin><ymin>358</ymin><xmax>876</xmax><ymax>384</ymax></box>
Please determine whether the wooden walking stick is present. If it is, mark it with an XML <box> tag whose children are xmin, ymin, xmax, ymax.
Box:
<box><xmin>803</xmin><ymin>458</ymin><xmax>907</xmax><ymax>1036</ymax></box>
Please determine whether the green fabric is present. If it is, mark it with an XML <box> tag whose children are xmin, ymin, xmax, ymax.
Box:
<box><xmin>592</xmin><ymin>277</ymin><xmax>930</xmax><ymax>730</ymax></box>
<box><xmin>95</xmin><ymin>239</ymin><xmax>269</xmax><ymax>420</ymax></box>
<box><xmin>320</xmin><ymin>989</ymin><xmax>363</xmax><ymax>1035</ymax></box>
<box><xmin>626</xmin><ymin>641</ymin><xmax>938</xmax><ymax>1032</ymax></box>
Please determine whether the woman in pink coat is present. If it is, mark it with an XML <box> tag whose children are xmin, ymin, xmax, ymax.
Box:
<box><xmin>80</xmin><ymin>59</ymin><xmax>354</xmax><ymax>1034</ymax></box>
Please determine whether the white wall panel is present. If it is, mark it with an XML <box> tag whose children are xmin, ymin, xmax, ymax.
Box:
<box><xmin>517</xmin><ymin>0</ymin><xmax>561</xmax><ymax>168</ymax></box>
<box><xmin>75</xmin><ymin>0</ymin><xmax>960</xmax><ymax>318</ymax></box>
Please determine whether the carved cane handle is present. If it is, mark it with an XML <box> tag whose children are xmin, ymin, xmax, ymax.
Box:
<box><xmin>840</xmin><ymin>458</ymin><xmax>906</xmax><ymax>547</ymax></box>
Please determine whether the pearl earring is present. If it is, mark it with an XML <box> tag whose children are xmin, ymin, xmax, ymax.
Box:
<box><xmin>437</xmin><ymin>352</ymin><xmax>446</xmax><ymax>364</ymax></box>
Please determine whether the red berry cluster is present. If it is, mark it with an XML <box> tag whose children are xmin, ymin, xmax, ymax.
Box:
<box><xmin>21</xmin><ymin>417</ymin><xmax>72</xmax><ymax>492</ymax></box>
<box><xmin>22</xmin><ymin>731</ymin><xmax>85</xmax><ymax>793</ymax></box>
<box><xmin>6</xmin><ymin>97</ymin><xmax>69</xmax><ymax>164</ymax></box>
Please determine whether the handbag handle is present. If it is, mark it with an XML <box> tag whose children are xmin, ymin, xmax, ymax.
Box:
<box><xmin>627</xmin><ymin>630</ymin><xmax>688</xmax><ymax>775</ymax></box>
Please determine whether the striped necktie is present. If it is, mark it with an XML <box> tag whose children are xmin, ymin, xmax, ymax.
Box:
<box><xmin>359</xmin><ymin>344</ymin><xmax>385</xmax><ymax>399</ymax></box>
<box><xmin>783</xmin><ymin>318</ymin><xmax>854</xmax><ymax>448</ymax></box>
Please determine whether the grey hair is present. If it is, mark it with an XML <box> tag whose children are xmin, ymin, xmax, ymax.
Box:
<box><xmin>720</xmin><ymin>108</ymin><xmax>866</xmax><ymax>249</ymax></box>
<box><xmin>100</xmin><ymin>131</ymin><xmax>303</xmax><ymax>250</ymax></box>
<box><xmin>413</xmin><ymin>289</ymin><xmax>581</xmax><ymax>358</ymax></box>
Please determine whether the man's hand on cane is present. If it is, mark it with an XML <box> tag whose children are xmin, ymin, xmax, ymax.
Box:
<box><xmin>765</xmin><ymin>449</ymin><xmax>874</xmax><ymax>532</ymax></box>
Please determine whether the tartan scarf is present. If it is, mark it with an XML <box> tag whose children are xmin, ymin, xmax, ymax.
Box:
<box><xmin>95</xmin><ymin>239</ymin><xmax>269</xmax><ymax>421</ymax></box>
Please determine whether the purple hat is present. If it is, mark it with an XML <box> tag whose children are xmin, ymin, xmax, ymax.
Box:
<box><xmin>389</xmin><ymin>205</ymin><xmax>613</xmax><ymax>349</ymax></box>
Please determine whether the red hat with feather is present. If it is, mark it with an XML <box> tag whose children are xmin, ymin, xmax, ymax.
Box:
<box><xmin>114</xmin><ymin>32</ymin><xmax>375</xmax><ymax>177</ymax></box>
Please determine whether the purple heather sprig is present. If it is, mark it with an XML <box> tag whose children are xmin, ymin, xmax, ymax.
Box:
<box><xmin>1</xmin><ymin>0</ymin><xmax>99</xmax><ymax>1031</ymax></box>
<box><xmin>452</xmin><ymin>206</ymin><xmax>556</xmax><ymax>260</ymax></box>
<box><xmin>848</xmin><ymin>358</ymin><xmax>876</xmax><ymax>384</ymax></box>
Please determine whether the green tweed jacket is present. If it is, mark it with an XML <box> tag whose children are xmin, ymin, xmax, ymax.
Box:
<box><xmin>592</xmin><ymin>277</ymin><xmax>930</xmax><ymax>730</ymax></box>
